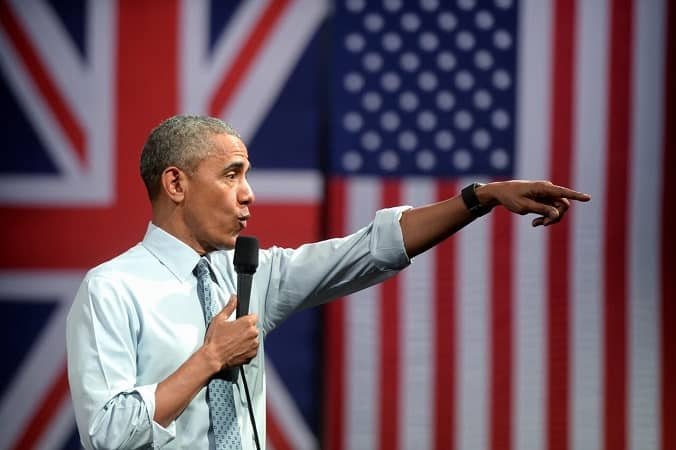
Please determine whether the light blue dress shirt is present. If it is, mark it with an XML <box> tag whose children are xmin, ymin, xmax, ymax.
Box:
<box><xmin>66</xmin><ymin>206</ymin><xmax>411</xmax><ymax>449</ymax></box>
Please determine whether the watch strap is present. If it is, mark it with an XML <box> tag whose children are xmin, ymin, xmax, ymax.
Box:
<box><xmin>461</xmin><ymin>182</ymin><xmax>493</xmax><ymax>218</ymax></box>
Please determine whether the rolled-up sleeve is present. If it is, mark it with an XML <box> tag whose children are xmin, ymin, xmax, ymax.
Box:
<box><xmin>66</xmin><ymin>275</ymin><xmax>175</xmax><ymax>449</ymax></box>
<box><xmin>259</xmin><ymin>206</ymin><xmax>412</xmax><ymax>333</ymax></box>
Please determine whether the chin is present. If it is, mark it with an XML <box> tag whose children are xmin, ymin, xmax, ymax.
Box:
<box><xmin>222</xmin><ymin>236</ymin><xmax>238</xmax><ymax>250</ymax></box>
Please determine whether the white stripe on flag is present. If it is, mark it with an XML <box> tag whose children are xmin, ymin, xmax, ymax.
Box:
<box><xmin>514</xmin><ymin>0</ymin><xmax>552</xmax><ymax>449</ymax></box>
<box><xmin>247</xmin><ymin>170</ymin><xmax>322</xmax><ymax>202</ymax></box>
<box><xmin>570</xmin><ymin>1</ymin><xmax>608</xmax><ymax>449</ymax></box>
<box><xmin>457</xmin><ymin>196</ymin><xmax>490</xmax><ymax>450</ymax></box>
<box><xmin>179</xmin><ymin>0</ymin><xmax>211</xmax><ymax>112</ymax></box>
<box><xmin>400</xmin><ymin>179</ymin><xmax>435</xmax><ymax>450</ymax></box>
<box><xmin>345</xmin><ymin>179</ymin><xmax>380</xmax><ymax>450</ymax></box>
<box><xmin>628</xmin><ymin>0</ymin><xmax>666</xmax><ymax>448</ymax></box>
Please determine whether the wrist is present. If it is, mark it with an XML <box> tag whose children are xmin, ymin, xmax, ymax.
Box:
<box><xmin>197</xmin><ymin>344</ymin><xmax>223</xmax><ymax>376</ymax></box>
<box><xmin>475</xmin><ymin>182</ymin><xmax>500</xmax><ymax>208</ymax></box>
<box><xmin>461</xmin><ymin>182</ymin><xmax>496</xmax><ymax>217</ymax></box>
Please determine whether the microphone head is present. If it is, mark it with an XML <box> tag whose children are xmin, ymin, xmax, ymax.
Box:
<box><xmin>234</xmin><ymin>236</ymin><xmax>259</xmax><ymax>274</ymax></box>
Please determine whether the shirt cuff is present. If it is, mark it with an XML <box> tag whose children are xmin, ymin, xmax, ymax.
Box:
<box><xmin>371</xmin><ymin>206</ymin><xmax>412</xmax><ymax>270</ymax></box>
<box><xmin>135</xmin><ymin>384</ymin><xmax>176</xmax><ymax>448</ymax></box>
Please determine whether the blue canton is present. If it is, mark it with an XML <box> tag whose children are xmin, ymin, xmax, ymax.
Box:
<box><xmin>331</xmin><ymin>0</ymin><xmax>518</xmax><ymax>177</ymax></box>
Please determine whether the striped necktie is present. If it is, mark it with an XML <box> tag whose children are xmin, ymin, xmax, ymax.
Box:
<box><xmin>194</xmin><ymin>257</ymin><xmax>242</xmax><ymax>450</ymax></box>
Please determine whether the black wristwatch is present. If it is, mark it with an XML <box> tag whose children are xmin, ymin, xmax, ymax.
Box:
<box><xmin>461</xmin><ymin>182</ymin><xmax>493</xmax><ymax>218</ymax></box>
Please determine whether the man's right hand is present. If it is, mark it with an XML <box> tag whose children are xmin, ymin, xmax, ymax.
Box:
<box><xmin>202</xmin><ymin>295</ymin><xmax>259</xmax><ymax>372</ymax></box>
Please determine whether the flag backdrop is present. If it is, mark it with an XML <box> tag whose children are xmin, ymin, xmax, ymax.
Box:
<box><xmin>323</xmin><ymin>1</ymin><xmax>674</xmax><ymax>450</ymax></box>
<box><xmin>0</xmin><ymin>1</ymin><xmax>673</xmax><ymax>450</ymax></box>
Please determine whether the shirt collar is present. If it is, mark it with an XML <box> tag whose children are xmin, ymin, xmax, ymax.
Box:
<box><xmin>141</xmin><ymin>222</ymin><xmax>202</xmax><ymax>282</ymax></box>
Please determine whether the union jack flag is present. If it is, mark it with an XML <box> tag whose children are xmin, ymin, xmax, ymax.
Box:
<box><xmin>0</xmin><ymin>0</ymin><xmax>324</xmax><ymax>448</ymax></box>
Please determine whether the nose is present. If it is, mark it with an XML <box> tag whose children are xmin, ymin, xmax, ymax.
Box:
<box><xmin>239</xmin><ymin>178</ymin><xmax>255</xmax><ymax>205</ymax></box>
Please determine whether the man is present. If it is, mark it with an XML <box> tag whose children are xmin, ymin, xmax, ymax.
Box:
<box><xmin>66</xmin><ymin>115</ymin><xmax>590</xmax><ymax>449</ymax></box>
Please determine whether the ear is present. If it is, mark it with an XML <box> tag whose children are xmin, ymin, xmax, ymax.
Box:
<box><xmin>160</xmin><ymin>166</ymin><xmax>187</xmax><ymax>203</ymax></box>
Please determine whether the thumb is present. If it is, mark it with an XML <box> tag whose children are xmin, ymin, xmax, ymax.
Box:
<box><xmin>221</xmin><ymin>294</ymin><xmax>237</xmax><ymax>317</ymax></box>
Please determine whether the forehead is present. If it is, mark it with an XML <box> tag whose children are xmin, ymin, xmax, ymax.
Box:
<box><xmin>208</xmin><ymin>133</ymin><xmax>249</xmax><ymax>160</ymax></box>
<box><xmin>193</xmin><ymin>133</ymin><xmax>250</xmax><ymax>173</ymax></box>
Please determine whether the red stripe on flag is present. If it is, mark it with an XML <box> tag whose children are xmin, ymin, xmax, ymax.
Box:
<box><xmin>115</xmin><ymin>0</ymin><xmax>179</xmax><ymax>234</ymax></box>
<box><xmin>11</xmin><ymin>363</ymin><xmax>69</xmax><ymax>450</ymax></box>
<box><xmin>378</xmin><ymin>180</ymin><xmax>401</xmax><ymax>450</ymax></box>
<box><xmin>0</xmin><ymin>0</ymin><xmax>86</xmax><ymax>167</ymax></box>
<box><xmin>208</xmin><ymin>0</ymin><xmax>290</xmax><ymax>117</ymax></box>
<box><xmin>603</xmin><ymin>1</ymin><xmax>633</xmax><ymax>449</ymax></box>
<box><xmin>324</xmin><ymin>177</ymin><xmax>346</xmax><ymax>450</ymax></box>
<box><xmin>660</xmin><ymin>2</ymin><xmax>676</xmax><ymax>450</ymax></box>
<box><xmin>547</xmin><ymin>1</ymin><xmax>576</xmax><ymax>450</ymax></box>
<box><xmin>490</xmin><ymin>206</ymin><xmax>513</xmax><ymax>450</ymax></box>
<box><xmin>267</xmin><ymin>408</ymin><xmax>294</xmax><ymax>450</ymax></box>
<box><xmin>247</xmin><ymin>203</ymin><xmax>320</xmax><ymax>249</ymax></box>
<box><xmin>434</xmin><ymin>181</ymin><xmax>457</xmax><ymax>450</ymax></box>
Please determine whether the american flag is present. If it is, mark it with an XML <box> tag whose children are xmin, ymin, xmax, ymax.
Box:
<box><xmin>324</xmin><ymin>1</ymin><xmax>675</xmax><ymax>450</ymax></box>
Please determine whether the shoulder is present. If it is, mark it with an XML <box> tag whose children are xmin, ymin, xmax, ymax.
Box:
<box><xmin>74</xmin><ymin>243</ymin><xmax>154</xmax><ymax>310</ymax></box>
<box><xmin>70</xmin><ymin>244</ymin><xmax>152</xmax><ymax>325</ymax></box>
<box><xmin>85</xmin><ymin>243</ymin><xmax>150</xmax><ymax>283</ymax></box>
<box><xmin>207</xmin><ymin>246</ymin><xmax>287</xmax><ymax>268</ymax></box>
<box><xmin>207</xmin><ymin>246</ymin><xmax>293</xmax><ymax>279</ymax></box>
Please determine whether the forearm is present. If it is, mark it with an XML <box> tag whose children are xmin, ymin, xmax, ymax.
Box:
<box><xmin>154</xmin><ymin>347</ymin><xmax>218</xmax><ymax>427</ymax></box>
<box><xmin>399</xmin><ymin>196</ymin><xmax>470</xmax><ymax>257</ymax></box>
<box><xmin>399</xmin><ymin>182</ymin><xmax>501</xmax><ymax>257</ymax></box>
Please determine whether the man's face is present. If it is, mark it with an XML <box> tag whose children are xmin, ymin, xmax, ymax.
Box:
<box><xmin>182</xmin><ymin>133</ymin><xmax>254</xmax><ymax>253</ymax></box>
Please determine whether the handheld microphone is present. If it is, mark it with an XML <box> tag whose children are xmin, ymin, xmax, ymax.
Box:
<box><xmin>222</xmin><ymin>236</ymin><xmax>259</xmax><ymax>382</ymax></box>
<box><xmin>233</xmin><ymin>236</ymin><xmax>259</xmax><ymax>318</ymax></box>
<box><xmin>231</xmin><ymin>236</ymin><xmax>263</xmax><ymax>450</ymax></box>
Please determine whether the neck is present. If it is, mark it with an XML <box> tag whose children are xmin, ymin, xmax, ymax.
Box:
<box><xmin>152</xmin><ymin>203</ymin><xmax>207</xmax><ymax>255</ymax></box>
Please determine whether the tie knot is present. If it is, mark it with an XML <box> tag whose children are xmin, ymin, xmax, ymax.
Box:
<box><xmin>193</xmin><ymin>257</ymin><xmax>210</xmax><ymax>280</ymax></box>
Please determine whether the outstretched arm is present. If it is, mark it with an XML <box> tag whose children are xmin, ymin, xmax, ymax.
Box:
<box><xmin>399</xmin><ymin>180</ymin><xmax>591</xmax><ymax>258</ymax></box>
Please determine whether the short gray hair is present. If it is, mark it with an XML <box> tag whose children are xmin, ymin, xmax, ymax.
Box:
<box><xmin>140</xmin><ymin>115</ymin><xmax>241</xmax><ymax>200</ymax></box>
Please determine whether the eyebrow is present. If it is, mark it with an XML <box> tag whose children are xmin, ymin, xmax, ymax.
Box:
<box><xmin>222</xmin><ymin>161</ymin><xmax>252</xmax><ymax>174</ymax></box>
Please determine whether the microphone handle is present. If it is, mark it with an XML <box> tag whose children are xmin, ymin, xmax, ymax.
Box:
<box><xmin>219</xmin><ymin>273</ymin><xmax>253</xmax><ymax>382</ymax></box>
<box><xmin>236</xmin><ymin>273</ymin><xmax>253</xmax><ymax>318</ymax></box>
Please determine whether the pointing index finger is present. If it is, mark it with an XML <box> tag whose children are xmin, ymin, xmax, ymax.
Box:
<box><xmin>550</xmin><ymin>184</ymin><xmax>592</xmax><ymax>202</ymax></box>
